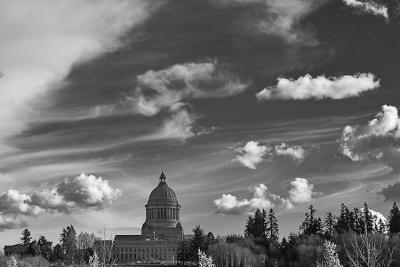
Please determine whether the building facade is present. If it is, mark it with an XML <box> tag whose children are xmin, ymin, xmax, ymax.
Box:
<box><xmin>3</xmin><ymin>244</ymin><xmax>28</xmax><ymax>257</ymax></box>
<box><xmin>113</xmin><ymin>172</ymin><xmax>183</xmax><ymax>264</ymax></box>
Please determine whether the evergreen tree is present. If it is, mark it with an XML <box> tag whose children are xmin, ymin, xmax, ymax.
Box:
<box><xmin>190</xmin><ymin>225</ymin><xmax>205</xmax><ymax>261</ymax></box>
<box><xmin>244</xmin><ymin>208</ymin><xmax>267</xmax><ymax>239</ymax></box>
<box><xmin>300</xmin><ymin>205</ymin><xmax>323</xmax><ymax>236</ymax></box>
<box><xmin>244</xmin><ymin>215</ymin><xmax>255</xmax><ymax>237</ymax></box>
<box><xmin>205</xmin><ymin>231</ymin><xmax>216</xmax><ymax>251</ymax></box>
<box><xmin>60</xmin><ymin>225</ymin><xmax>77</xmax><ymax>264</ymax></box>
<box><xmin>389</xmin><ymin>202</ymin><xmax>400</xmax><ymax>236</ymax></box>
<box><xmin>267</xmin><ymin>209</ymin><xmax>279</xmax><ymax>244</ymax></box>
<box><xmin>20</xmin><ymin>228</ymin><xmax>32</xmax><ymax>245</ymax></box>
<box><xmin>362</xmin><ymin>202</ymin><xmax>374</xmax><ymax>234</ymax></box>
<box><xmin>37</xmin><ymin>235</ymin><xmax>53</xmax><ymax>260</ymax></box>
<box><xmin>336</xmin><ymin>203</ymin><xmax>350</xmax><ymax>233</ymax></box>
<box><xmin>324</xmin><ymin>212</ymin><xmax>336</xmax><ymax>238</ymax></box>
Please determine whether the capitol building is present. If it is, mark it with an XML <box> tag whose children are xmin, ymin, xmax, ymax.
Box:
<box><xmin>113</xmin><ymin>172</ymin><xmax>184</xmax><ymax>263</ymax></box>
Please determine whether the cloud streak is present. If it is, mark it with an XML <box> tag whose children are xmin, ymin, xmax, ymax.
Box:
<box><xmin>256</xmin><ymin>73</ymin><xmax>379</xmax><ymax>100</ymax></box>
<box><xmin>0</xmin><ymin>0</ymin><xmax>157</xmax><ymax>148</ymax></box>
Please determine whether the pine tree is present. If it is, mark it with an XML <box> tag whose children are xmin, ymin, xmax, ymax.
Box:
<box><xmin>363</xmin><ymin>203</ymin><xmax>374</xmax><ymax>234</ymax></box>
<box><xmin>20</xmin><ymin>228</ymin><xmax>32</xmax><ymax>245</ymax></box>
<box><xmin>389</xmin><ymin>202</ymin><xmax>400</xmax><ymax>235</ymax></box>
<box><xmin>38</xmin><ymin>235</ymin><xmax>53</xmax><ymax>260</ymax></box>
<box><xmin>300</xmin><ymin>205</ymin><xmax>323</xmax><ymax>236</ymax></box>
<box><xmin>205</xmin><ymin>231</ymin><xmax>216</xmax><ymax>251</ymax></box>
<box><xmin>190</xmin><ymin>225</ymin><xmax>205</xmax><ymax>261</ymax></box>
<box><xmin>60</xmin><ymin>225</ymin><xmax>77</xmax><ymax>264</ymax></box>
<box><xmin>244</xmin><ymin>215</ymin><xmax>255</xmax><ymax>237</ymax></box>
<box><xmin>267</xmin><ymin>209</ymin><xmax>279</xmax><ymax>244</ymax></box>
<box><xmin>324</xmin><ymin>212</ymin><xmax>336</xmax><ymax>238</ymax></box>
<box><xmin>336</xmin><ymin>203</ymin><xmax>350</xmax><ymax>233</ymax></box>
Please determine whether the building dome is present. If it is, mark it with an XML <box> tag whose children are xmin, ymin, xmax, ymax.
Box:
<box><xmin>148</xmin><ymin>172</ymin><xmax>178</xmax><ymax>205</ymax></box>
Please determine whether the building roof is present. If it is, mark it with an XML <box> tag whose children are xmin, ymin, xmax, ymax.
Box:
<box><xmin>114</xmin><ymin>235</ymin><xmax>143</xmax><ymax>241</ymax></box>
<box><xmin>148</xmin><ymin>172</ymin><xmax>178</xmax><ymax>205</ymax></box>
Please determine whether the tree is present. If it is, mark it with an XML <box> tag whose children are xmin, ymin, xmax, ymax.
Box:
<box><xmin>244</xmin><ymin>208</ymin><xmax>267</xmax><ymax>240</ymax></box>
<box><xmin>37</xmin><ymin>235</ymin><xmax>53</xmax><ymax>260</ymax></box>
<box><xmin>205</xmin><ymin>231</ymin><xmax>216</xmax><ymax>251</ymax></box>
<box><xmin>362</xmin><ymin>203</ymin><xmax>374</xmax><ymax>234</ymax></box>
<box><xmin>20</xmin><ymin>228</ymin><xmax>32</xmax><ymax>245</ymax></box>
<box><xmin>300</xmin><ymin>205</ymin><xmax>323</xmax><ymax>236</ymax></box>
<box><xmin>266</xmin><ymin>209</ymin><xmax>279</xmax><ymax>244</ymax></box>
<box><xmin>190</xmin><ymin>225</ymin><xmax>205</xmax><ymax>261</ymax></box>
<box><xmin>60</xmin><ymin>225</ymin><xmax>77</xmax><ymax>264</ymax></box>
<box><xmin>50</xmin><ymin>243</ymin><xmax>64</xmax><ymax>262</ymax></box>
<box><xmin>336</xmin><ymin>203</ymin><xmax>351</xmax><ymax>233</ymax></box>
<box><xmin>198</xmin><ymin>249</ymin><xmax>216</xmax><ymax>267</ymax></box>
<box><xmin>324</xmin><ymin>212</ymin><xmax>336</xmax><ymax>238</ymax></box>
<box><xmin>317</xmin><ymin>240</ymin><xmax>343</xmax><ymax>267</ymax></box>
<box><xmin>388</xmin><ymin>203</ymin><xmax>400</xmax><ymax>236</ymax></box>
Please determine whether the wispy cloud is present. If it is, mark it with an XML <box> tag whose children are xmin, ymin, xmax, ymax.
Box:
<box><xmin>220</xmin><ymin>0</ymin><xmax>328</xmax><ymax>43</ymax></box>
<box><xmin>214</xmin><ymin>177</ymin><xmax>317</xmax><ymax>215</ymax></box>
<box><xmin>256</xmin><ymin>73</ymin><xmax>379</xmax><ymax>100</ymax></box>
<box><xmin>378</xmin><ymin>182</ymin><xmax>400</xmax><ymax>202</ymax></box>
<box><xmin>343</xmin><ymin>0</ymin><xmax>389</xmax><ymax>20</ymax></box>
<box><xmin>0</xmin><ymin>0</ymin><xmax>158</xmax><ymax>148</ymax></box>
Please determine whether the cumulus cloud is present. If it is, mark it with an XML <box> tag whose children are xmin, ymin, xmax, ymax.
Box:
<box><xmin>378</xmin><ymin>182</ymin><xmax>400</xmax><ymax>202</ymax></box>
<box><xmin>256</xmin><ymin>73</ymin><xmax>380</xmax><ymax>100</ymax></box>
<box><xmin>0</xmin><ymin>173</ymin><xmax>122</xmax><ymax>221</ymax></box>
<box><xmin>234</xmin><ymin>142</ymin><xmax>306</xmax><ymax>169</ymax></box>
<box><xmin>214</xmin><ymin>178</ymin><xmax>318</xmax><ymax>215</ymax></box>
<box><xmin>221</xmin><ymin>0</ymin><xmax>328</xmax><ymax>43</ymax></box>
<box><xmin>214</xmin><ymin>183</ymin><xmax>293</xmax><ymax>215</ymax></box>
<box><xmin>235</xmin><ymin>141</ymin><xmax>269</xmax><ymax>169</ymax></box>
<box><xmin>339</xmin><ymin>105</ymin><xmax>400</xmax><ymax>165</ymax></box>
<box><xmin>343</xmin><ymin>0</ymin><xmax>389</xmax><ymax>19</ymax></box>
<box><xmin>275</xmin><ymin>143</ymin><xmax>306</xmax><ymax>163</ymax></box>
<box><xmin>288</xmin><ymin>178</ymin><xmax>316</xmax><ymax>204</ymax></box>
<box><xmin>0</xmin><ymin>0</ymin><xmax>157</xmax><ymax>147</ymax></box>
<box><xmin>131</xmin><ymin>61</ymin><xmax>249</xmax><ymax>116</ymax></box>
<box><xmin>0</xmin><ymin>214</ymin><xmax>27</xmax><ymax>231</ymax></box>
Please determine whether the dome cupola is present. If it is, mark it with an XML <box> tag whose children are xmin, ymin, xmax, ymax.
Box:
<box><xmin>147</xmin><ymin>171</ymin><xmax>178</xmax><ymax>205</ymax></box>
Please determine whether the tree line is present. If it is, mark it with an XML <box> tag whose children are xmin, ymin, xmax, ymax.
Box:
<box><xmin>182</xmin><ymin>202</ymin><xmax>400</xmax><ymax>267</ymax></box>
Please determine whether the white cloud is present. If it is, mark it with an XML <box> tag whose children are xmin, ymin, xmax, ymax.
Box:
<box><xmin>235</xmin><ymin>141</ymin><xmax>269</xmax><ymax>169</ymax></box>
<box><xmin>131</xmin><ymin>61</ymin><xmax>249</xmax><ymax>116</ymax></box>
<box><xmin>0</xmin><ymin>214</ymin><xmax>27</xmax><ymax>231</ymax></box>
<box><xmin>138</xmin><ymin>108</ymin><xmax>198</xmax><ymax>141</ymax></box>
<box><xmin>288</xmin><ymin>178</ymin><xmax>316</xmax><ymax>204</ymax></box>
<box><xmin>275</xmin><ymin>143</ymin><xmax>305</xmax><ymax>163</ymax></box>
<box><xmin>343</xmin><ymin>0</ymin><xmax>389</xmax><ymax>19</ymax></box>
<box><xmin>339</xmin><ymin>105</ymin><xmax>400</xmax><ymax>164</ymax></box>
<box><xmin>214</xmin><ymin>178</ymin><xmax>317</xmax><ymax>215</ymax></box>
<box><xmin>256</xmin><ymin>73</ymin><xmax>379</xmax><ymax>100</ymax></box>
<box><xmin>0</xmin><ymin>189</ymin><xmax>44</xmax><ymax>216</ymax></box>
<box><xmin>214</xmin><ymin>183</ymin><xmax>292</xmax><ymax>215</ymax></box>
<box><xmin>0</xmin><ymin>0</ymin><xmax>157</xmax><ymax>147</ymax></box>
<box><xmin>0</xmin><ymin>173</ymin><xmax>122</xmax><ymax>219</ymax></box>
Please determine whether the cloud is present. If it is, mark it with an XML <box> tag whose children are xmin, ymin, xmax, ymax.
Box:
<box><xmin>214</xmin><ymin>178</ymin><xmax>318</xmax><ymax>215</ymax></box>
<box><xmin>343</xmin><ymin>0</ymin><xmax>389</xmax><ymax>19</ymax></box>
<box><xmin>0</xmin><ymin>214</ymin><xmax>27</xmax><ymax>231</ymax></box>
<box><xmin>275</xmin><ymin>143</ymin><xmax>306</xmax><ymax>163</ymax></box>
<box><xmin>339</xmin><ymin>105</ymin><xmax>400</xmax><ymax>165</ymax></box>
<box><xmin>220</xmin><ymin>0</ymin><xmax>328</xmax><ymax>43</ymax></box>
<box><xmin>235</xmin><ymin>141</ymin><xmax>269</xmax><ymax>169</ymax></box>
<box><xmin>256</xmin><ymin>73</ymin><xmax>380</xmax><ymax>100</ymax></box>
<box><xmin>378</xmin><ymin>182</ymin><xmax>400</xmax><ymax>202</ymax></box>
<box><xmin>234</xmin><ymin>142</ymin><xmax>306</xmax><ymax>169</ymax></box>
<box><xmin>0</xmin><ymin>0</ymin><xmax>157</xmax><ymax>147</ymax></box>
<box><xmin>288</xmin><ymin>178</ymin><xmax>316</xmax><ymax>204</ymax></box>
<box><xmin>0</xmin><ymin>173</ymin><xmax>122</xmax><ymax>219</ymax></box>
<box><xmin>214</xmin><ymin>183</ymin><xmax>293</xmax><ymax>215</ymax></box>
<box><xmin>0</xmin><ymin>189</ymin><xmax>44</xmax><ymax>216</ymax></box>
<box><xmin>131</xmin><ymin>61</ymin><xmax>249</xmax><ymax>116</ymax></box>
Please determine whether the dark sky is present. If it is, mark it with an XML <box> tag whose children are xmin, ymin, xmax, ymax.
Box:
<box><xmin>1</xmin><ymin>0</ymin><xmax>400</xmax><ymax>246</ymax></box>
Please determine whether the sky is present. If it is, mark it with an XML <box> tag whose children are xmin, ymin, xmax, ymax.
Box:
<box><xmin>1</xmin><ymin>0</ymin><xmax>400</xmax><ymax>248</ymax></box>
